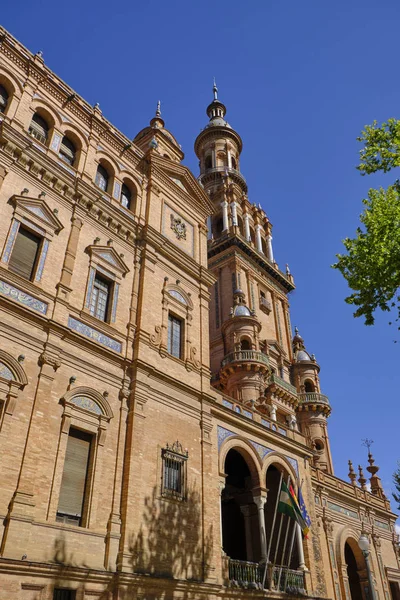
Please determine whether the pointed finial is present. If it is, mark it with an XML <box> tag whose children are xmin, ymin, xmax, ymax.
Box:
<box><xmin>286</xmin><ymin>263</ymin><xmax>291</xmax><ymax>276</ymax></box>
<box><xmin>348</xmin><ymin>460</ymin><xmax>357</xmax><ymax>486</ymax></box>
<box><xmin>156</xmin><ymin>100</ymin><xmax>161</xmax><ymax>118</ymax></box>
<box><xmin>362</xmin><ymin>438</ymin><xmax>374</xmax><ymax>453</ymax></box>
<box><xmin>358</xmin><ymin>465</ymin><xmax>367</xmax><ymax>491</ymax></box>
<box><xmin>295</xmin><ymin>326</ymin><xmax>299</xmax><ymax>335</ymax></box>
<box><xmin>213</xmin><ymin>77</ymin><xmax>218</xmax><ymax>101</ymax></box>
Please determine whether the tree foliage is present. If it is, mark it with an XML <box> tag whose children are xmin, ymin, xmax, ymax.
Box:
<box><xmin>393</xmin><ymin>462</ymin><xmax>400</xmax><ymax>511</ymax></box>
<box><xmin>333</xmin><ymin>119</ymin><xmax>400</xmax><ymax>328</ymax></box>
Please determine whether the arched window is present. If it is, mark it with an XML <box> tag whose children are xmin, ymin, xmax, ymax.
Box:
<box><xmin>205</xmin><ymin>155</ymin><xmax>212</xmax><ymax>170</ymax></box>
<box><xmin>0</xmin><ymin>84</ymin><xmax>9</xmax><ymax>114</ymax></box>
<box><xmin>29</xmin><ymin>113</ymin><xmax>49</xmax><ymax>144</ymax></box>
<box><xmin>304</xmin><ymin>380</ymin><xmax>315</xmax><ymax>393</ymax></box>
<box><xmin>241</xmin><ymin>339</ymin><xmax>251</xmax><ymax>350</ymax></box>
<box><xmin>250</xmin><ymin>227</ymin><xmax>256</xmax><ymax>246</ymax></box>
<box><xmin>95</xmin><ymin>164</ymin><xmax>109</xmax><ymax>192</ymax></box>
<box><xmin>231</xmin><ymin>156</ymin><xmax>237</xmax><ymax>170</ymax></box>
<box><xmin>237</xmin><ymin>215</ymin><xmax>244</xmax><ymax>236</ymax></box>
<box><xmin>59</xmin><ymin>136</ymin><xmax>76</xmax><ymax>166</ymax></box>
<box><xmin>120</xmin><ymin>183</ymin><xmax>131</xmax><ymax>209</ymax></box>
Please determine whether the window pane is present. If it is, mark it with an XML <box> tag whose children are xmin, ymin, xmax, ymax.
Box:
<box><xmin>90</xmin><ymin>275</ymin><xmax>110</xmax><ymax>321</ymax></box>
<box><xmin>8</xmin><ymin>226</ymin><xmax>41</xmax><ymax>280</ymax></box>
<box><xmin>29</xmin><ymin>113</ymin><xmax>49</xmax><ymax>144</ymax></box>
<box><xmin>0</xmin><ymin>84</ymin><xmax>9</xmax><ymax>114</ymax></box>
<box><xmin>95</xmin><ymin>165</ymin><xmax>109</xmax><ymax>191</ymax></box>
<box><xmin>168</xmin><ymin>315</ymin><xmax>182</xmax><ymax>358</ymax></box>
<box><xmin>59</xmin><ymin>136</ymin><xmax>76</xmax><ymax>166</ymax></box>
<box><xmin>121</xmin><ymin>184</ymin><xmax>131</xmax><ymax>208</ymax></box>
<box><xmin>57</xmin><ymin>429</ymin><xmax>92</xmax><ymax>526</ymax></box>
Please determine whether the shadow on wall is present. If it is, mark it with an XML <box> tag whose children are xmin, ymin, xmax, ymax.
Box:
<box><xmin>32</xmin><ymin>484</ymin><xmax>213</xmax><ymax>600</ymax></box>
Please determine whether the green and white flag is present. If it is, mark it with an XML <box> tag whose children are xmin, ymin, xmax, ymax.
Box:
<box><xmin>277</xmin><ymin>480</ymin><xmax>308</xmax><ymax>532</ymax></box>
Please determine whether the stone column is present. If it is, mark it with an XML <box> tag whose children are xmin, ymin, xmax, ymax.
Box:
<box><xmin>253</xmin><ymin>494</ymin><xmax>268</xmax><ymax>561</ymax></box>
<box><xmin>230</xmin><ymin>202</ymin><xmax>238</xmax><ymax>227</ymax></box>
<box><xmin>221</xmin><ymin>201</ymin><xmax>229</xmax><ymax>231</ymax></box>
<box><xmin>296</xmin><ymin>523</ymin><xmax>306</xmax><ymax>569</ymax></box>
<box><xmin>270</xmin><ymin>404</ymin><xmax>277</xmax><ymax>421</ymax></box>
<box><xmin>240</xmin><ymin>504</ymin><xmax>254</xmax><ymax>561</ymax></box>
<box><xmin>255</xmin><ymin>224</ymin><xmax>263</xmax><ymax>252</ymax></box>
<box><xmin>267</xmin><ymin>234</ymin><xmax>274</xmax><ymax>262</ymax></box>
<box><xmin>244</xmin><ymin>213</ymin><xmax>251</xmax><ymax>241</ymax></box>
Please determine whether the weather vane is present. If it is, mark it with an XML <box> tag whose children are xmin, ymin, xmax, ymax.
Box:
<box><xmin>362</xmin><ymin>438</ymin><xmax>374</xmax><ymax>452</ymax></box>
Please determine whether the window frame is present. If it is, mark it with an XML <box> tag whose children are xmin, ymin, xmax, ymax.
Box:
<box><xmin>161</xmin><ymin>441</ymin><xmax>188</xmax><ymax>502</ymax></box>
<box><xmin>167</xmin><ymin>312</ymin><xmax>183</xmax><ymax>359</ymax></box>
<box><xmin>95</xmin><ymin>164</ymin><xmax>110</xmax><ymax>193</ymax></box>
<box><xmin>0</xmin><ymin>83</ymin><xmax>9</xmax><ymax>115</ymax></box>
<box><xmin>84</xmin><ymin>245</ymin><xmax>129</xmax><ymax>325</ymax></box>
<box><xmin>7</xmin><ymin>224</ymin><xmax>42</xmax><ymax>281</ymax></box>
<box><xmin>28</xmin><ymin>112</ymin><xmax>50</xmax><ymax>145</ymax></box>
<box><xmin>1</xmin><ymin>194</ymin><xmax>63</xmax><ymax>284</ymax></box>
<box><xmin>48</xmin><ymin>386</ymin><xmax>113</xmax><ymax>529</ymax></box>
<box><xmin>89</xmin><ymin>272</ymin><xmax>112</xmax><ymax>322</ymax></box>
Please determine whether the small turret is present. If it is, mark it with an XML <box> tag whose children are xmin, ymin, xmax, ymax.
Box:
<box><xmin>293</xmin><ymin>327</ymin><xmax>333</xmax><ymax>473</ymax></box>
<box><xmin>366</xmin><ymin>452</ymin><xmax>386</xmax><ymax>499</ymax></box>
<box><xmin>134</xmin><ymin>101</ymin><xmax>184</xmax><ymax>162</ymax></box>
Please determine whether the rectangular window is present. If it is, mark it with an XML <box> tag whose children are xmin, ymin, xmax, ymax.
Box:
<box><xmin>56</xmin><ymin>428</ymin><xmax>92</xmax><ymax>527</ymax></box>
<box><xmin>89</xmin><ymin>274</ymin><xmax>111</xmax><ymax>321</ymax></box>
<box><xmin>8</xmin><ymin>226</ymin><xmax>41</xmax><ymax>280</ymax></box>
<box><xmin>390</xmin><ymin>582</ymin><xmax>400</xmax><ymax>600</ymax></box>
<box><xmin>161</xmin><ymin>444</ymin><xmax>188</xmax><ymax>501</ymax></box>
<box><xmin>53</xmin><ymin>590</ymin><xmax>76</xmax><ymax>600</ymax></box>
<box><xmin>168</xmin><ymin>314</ymin><xmax>183</xmax><ymax>359</ymax></box>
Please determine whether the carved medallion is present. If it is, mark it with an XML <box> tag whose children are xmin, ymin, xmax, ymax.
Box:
<box><xmin>170</xmin><ymin>214</ymin><xmax>187</xmax><ymax>240</ymax></box>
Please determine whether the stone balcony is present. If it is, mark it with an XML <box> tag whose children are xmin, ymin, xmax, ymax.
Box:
<box><xmin>266</xmin><ymin>373</ymin><xmax>298</xmax><ymax>403</ymax></box>
<box><xmin>227</xmin><ymin>557</ymin><xmax>306</xmax><ymax>594</ymax></box>
<box><xmin>221</xmin><ymin>350</ymin><xmax>270</xmax><ymax>369</ymax></box>
<box><xmin>199</xmin><ymin>165</ymin><xmax>247</xmax><ymax>191</ymax></box>
<box><xmin>298</xmin><ymin>392</ymin><xmax>331</xmax><ymax>415</ymax></box>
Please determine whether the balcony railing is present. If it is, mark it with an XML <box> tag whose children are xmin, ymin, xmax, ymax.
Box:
<box><xmin>298</xmin><ymin>392</ymin><xmax>330</xmax><ymax>406</ymax></box>
<box><xmin>221</xmin><ymin>350</ymin><xmax>269</xmax><ymax>368</ymax></box>
<box><xmin>269</xmin><ymin>373</ymin><xmax>298</xmax><ymax>396</ymax></box>
<box><xmin>272</xmin><ymin>565</ymin><xmax>306</xmax><ymax>593</ymax></box>
<box><xmin>199</xmin><ymin>165</ymin><xmax>247</xmax><ymax>187</ymax></box>
<box><xmin>228</xmin><ymin>558</ymin><xmax>263</xmax><ymax>589</ymax></box>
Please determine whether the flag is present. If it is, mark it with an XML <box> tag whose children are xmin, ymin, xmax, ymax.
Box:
<box><xmin>289</xmin><ymin>483</ymin><xmax>311</xmax><ymax>537</ymax></box>
<box><xmin>278</xmin><ymin>481</ymin><xmax>309</xmax><ymax>536</ymax></box>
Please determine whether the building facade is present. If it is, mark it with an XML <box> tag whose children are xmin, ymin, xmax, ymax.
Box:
<box><xmin>0</xmin><ymin>27</ymin><xmax>398</xmax><ymax>600</ymax></box>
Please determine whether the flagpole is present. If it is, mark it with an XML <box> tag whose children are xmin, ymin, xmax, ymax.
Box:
<box><xmin>283</xmin><ymin>518</ymin><xmax>297</xmax><ymax>592</ymax></box>
<box><xmin>276</xmin><ymin>476</ymin><xmax>291</xmax><ymax>590</ymax></box>
<box><xmin>262</xmin><ymin>470</ymin><xmax>283</xmax><ymax>589</ymax></box>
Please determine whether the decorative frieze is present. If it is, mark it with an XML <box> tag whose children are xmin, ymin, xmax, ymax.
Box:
<box><xmin>0</xmin><ymin>280</ymin><xmax>48</xmax><ymax>314</ymax></box>
<box><xmin>68</xmin><ymin>316</ymin><xmax>122</xmax><ymax>353</ymax></box>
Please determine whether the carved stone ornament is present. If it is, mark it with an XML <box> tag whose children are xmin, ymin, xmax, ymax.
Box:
<box><xmin>170</xmin><ymin>214</ymin><xmax>187</xmax><ymax>240</ymax></box>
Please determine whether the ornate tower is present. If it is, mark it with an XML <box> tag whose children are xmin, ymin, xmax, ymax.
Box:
<box><xmin>292</xmin><ymin>328</ymin><xmax>333</xmax><ymax>473</ymax></box>
<box><xmin>195</xmin><ymin>84</ymin><xmax>300</xmax><ymax>429</ymax></box>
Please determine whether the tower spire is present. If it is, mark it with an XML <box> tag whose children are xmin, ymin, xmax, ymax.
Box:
<box><xmin>156</xmin><ymin>100</ymin><xmax>161</xmax><ymax>118</ymax></box>
<box><xmin>213</xmin><ymin>78</ymin><xmax>218</xmax><ymax>100</ymax></box>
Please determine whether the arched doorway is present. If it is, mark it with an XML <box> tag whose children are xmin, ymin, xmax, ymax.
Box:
<box><xmin>221</xmin><ymin>448</ymin><xmax>260</xmax><ymax>561</ymax></box>
<box><xmin>344</xmin><ymin>539</ymin><xmax>369</xmax><ymax>600</ymax></box>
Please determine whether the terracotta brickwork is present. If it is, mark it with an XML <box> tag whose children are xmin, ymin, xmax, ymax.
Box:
<box><xmin>0</xmin><ymin>27</ymin><xmax>398</xmax><ymax>600</ymax></box>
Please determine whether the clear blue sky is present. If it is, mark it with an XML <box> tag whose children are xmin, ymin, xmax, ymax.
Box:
<box><xmin>2</xmin><ymin>1</ymin><xmax>398</xmax><ymax>502</ymax></box>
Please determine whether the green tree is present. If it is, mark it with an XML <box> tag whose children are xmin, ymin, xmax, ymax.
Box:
<box><xmin>333</xmin><ymin>119</ymin><xmax>400</xmax><ymax>328</ymax></box>
<box><xmin>393</xmin><ymin>462</ymin><xmax>400</xmax><ymax>511</ymax></box>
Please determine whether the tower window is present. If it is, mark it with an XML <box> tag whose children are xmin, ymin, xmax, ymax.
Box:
<box><xmin>53</xmin><ymin>590</ymin><xmax>76</xmax><ymax>600</ymax></box>
<box><xmin>59</xmin><ymin>136</ymin><xmax>76</xmax><ymax>166</ymax></box>
<box><xmin>0</xmin><ymin>84</ymin><xmax>9</xmax><ymax>114</ymax></box>
<box><xmin>89</xmin><ymin>274</ymin><xmax>111</xmax><ymax>322</ymax></box>
<box><xmin>29</xmin><ymin>113</ymin><xmax>49</xmax><ymax>144</ymax></box>
<box><xmin>120</xmin><ymin>183</ymin><xmax>131</xmax><ymax>209</ymax></box>
<box><xmin>8</xmin><ymin>226</ymin><xmax>41</xmax><ymax>281</ymax></box>
<box><xmin>304</xmin><ymin>380</ymin><xmax>315</xmax><ymax>393</ymax></box>
<box><xmin>56</xmin><ymin>428</ymin><xmax>93</xmax><ymax>527</ymax></box>
<box><xmin>231</xmin><ymin>156</ymin><xmax>237</xmax><ymax>169</ymax></box>
<box><xmin>168</xmin><ymin>313</ymin><xmax>183</xmax><ymax>359</ymax></box>
<box><xmin>205</xmin><ymin>155</ymin><xmax>212</xmax><ymax>170</ymax></box>
<box><xmin>95</xmin><ymin>164</ymin><xmax>109</xmax><ymax>192</ymax></box>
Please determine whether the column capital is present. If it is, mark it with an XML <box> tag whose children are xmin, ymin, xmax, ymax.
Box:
<box><xmin>252</xmin><ymin>493</ymin><xmax>267</xmax><ymax>508</ymax></box>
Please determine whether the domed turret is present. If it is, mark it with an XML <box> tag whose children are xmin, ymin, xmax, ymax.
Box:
<box><xmin>292</xmin><ymin>327</ymin><xmax>333</xmax><ymax>473</ymax></box>
<box><xmin>134</xmin><ymin>101</ymin><xmax>184</xmax><ymax>162</ymax></box>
